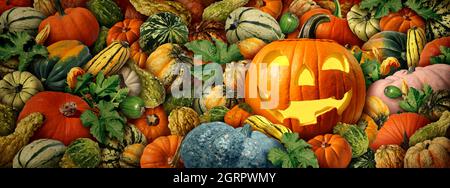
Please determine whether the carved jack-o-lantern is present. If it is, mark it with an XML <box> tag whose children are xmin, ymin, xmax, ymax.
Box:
<box><xmin>245</xmin><ymin>39</ymin><xmax>366</xmax><ymax>139</ymax></box>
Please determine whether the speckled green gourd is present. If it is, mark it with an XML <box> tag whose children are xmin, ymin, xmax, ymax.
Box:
<box><xmin>127</xmin><ymin>61</ymin><xmax>165</xmax><ymax>108</ymax></box>
<box><xmin>0</xmin><ymin>103</ymin><xmax>16</xmax><ymax>136</ymax></box>
<box><xmin>60</xmin><ymin>138</ymin><xmax>101</xmax><ymax>168</ymax></box>
<box><xmin>92</xmin><ymin>26</ymin><xmax>109</xmax><ymax>55</ymax></box>
<box><xmin>202</xmin><ymin>0</ymin><xmax>249</xmax><ymax>22</ymax></box>
<box><xmin>409</xmin><ymin>111</ymin><xmax>450</xmax><ymax>146</ymax></box>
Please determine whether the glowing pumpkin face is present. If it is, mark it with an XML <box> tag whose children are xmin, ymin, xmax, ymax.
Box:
<box><xmin>245</xmin><ymin>39</ymin><xmax>366</xmax><ymax>139</ymax></box>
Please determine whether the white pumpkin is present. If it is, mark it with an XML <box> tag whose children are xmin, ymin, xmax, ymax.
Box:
<box><xmin>119</xmin><ymin>65</ymin><xmax>141</xmax><ymax>97</ymax></box>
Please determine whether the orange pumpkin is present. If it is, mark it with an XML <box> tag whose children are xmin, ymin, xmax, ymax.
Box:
<box><xmin>308</xmin><ymin>134</ymin><xmax>352</xmax><ymax>168</ymax></box>
<box><xmin>17</xmin><ymin>91</ymin><xmax>92</xmax><ymax>145</ymax></box>
<box><xmin>245</xmin><ymin>39</ymin><xmax>366</xmax><ymax>139</ymax></box>
<box><xmin>419</xmin><ymin>36</ymin><xmax>450</xmax><ymax>67</ymax></box>
<box><xmin>247</xmin><ymin>0</ymin><xmax>283</xmax><ymax>19</ymax></box>
<box><xmin>224</xmin><ymin>103</ymin><xmax>253</xmax><ymax>128</ymax></box>
<box><xmin>297</xmin><ymin>0</ymin><xmax>364</xmax><ymax>46</ymax></box>
<box><xmin>38</xmin><ymin>0</ymin><xmax>99</xmax><ymax>46</ymax></box>
<box><xmin>370</xmin><ymin>113</ymin><xmax>430</xmax><ymax>150</ymax></box>
<box><xmin>130</xmin><ymin>106</ymin><xmax>170</xmax><ymax>143</ymax></box>
<box><xmin>130</xmin><ymin>41</ymin><xmax>148</xmax><ymax>68</ymax></box>
<box><xmin>380</xmin><ymin>8</ymin><xmax>425</xmax><ymax>34</ymax></box>
<box><xmin>107</xmin><ymin>19</ymin><xmax>143</xmax><ymax>46</ymax></box>
<box><xmin>140</xmin><ymin>135</ymin><xmax>183</xmax><ymax>168</ymax></box>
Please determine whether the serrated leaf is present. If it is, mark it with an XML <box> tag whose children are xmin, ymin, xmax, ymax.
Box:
<box><xmin>405</xmin><ymin>0</ymin><xmax>441</xmax><ymax>21</ymax></box>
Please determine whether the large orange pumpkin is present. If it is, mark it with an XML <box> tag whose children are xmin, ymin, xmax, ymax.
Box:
<box><xmin>419</xmin><ymin>36</ymin><xmax>450</xmax><ymax>67</ymax></box>
<box><xmin>245</xmin><ymin>39</ymin><xmax>365</xmax><ymax>139</ymax></box>
<box><xmin>107</xmin><ymin>19</ymin><xmax>143</xmax><ymax>46</ymax></box>
<box><xmin>38</xmin><ymin>0</ymin><xmax>99</xmax><ymax>46</ymax></box>
<box><xmin>140</xmin><ymin>135</ymin><xmax>183</xmax><ymax>168</ymax></box>
<box><xmin>130</xmin><ymin>106</ymin><xmax>170</xmax><ymax>143</ymax></box>
<box><xmin>17</xmin><ymin>91</ymin><xmax>92</xmax><ymax>145</ymax></box>
<box><xmin>370</xmin><ymin>113</ymin><xmax>430</xmax><ymax>150</ymax></box>
<box><xmin>308</xmin><ymin>134</ymin><xmax>352</xmax><ymax>168</ymax></box>
<box><xmin>380</xmin><ymin>8</ymin><xmax>425</xmax><ymax>34</ymax></box>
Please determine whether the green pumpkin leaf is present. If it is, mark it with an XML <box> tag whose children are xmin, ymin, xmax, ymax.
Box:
<box><xmin>360</xmin><ymin>0</ymin><xmax>402</xmax><ymax>18</ymax></box>
<box><xmin>361</xmin><ymin>59</ymin><xmax>381</xmax><ymax>88</ymax></box>
<box><xmin>0</xmin><ymin>32</ymin><xmax>48</xmax><ymax>71</ymax></box>
<box><xmin>405</xmin><ymin>0</ymin><xmax>441</xmax><ymax>21</ymax></box>
<box><xmin>185</xmin><ymin>39</ymin><xmax>243</xmax><ymax>65</ymax></box>
<box><xmin>430</xmin><ymin>46</ymin><xmax>450</xmax><ymax>65</ymax></box>
<box><xmin>268</xmin><ymin>133</ymin><xmax>319</xmax><ymax>168</ymax></box>
<box><xmin>399</xmin><ymin>85</ymin><xmax>434</xmax><ymax>112</ymax></box>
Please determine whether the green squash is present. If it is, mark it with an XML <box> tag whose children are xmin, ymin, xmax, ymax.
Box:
<box><xmin>139</xmin><ymin>12</ymin><xmax>188</xmax><ymax>53</ymax></box>
<box><xmin>0</xmin><ymin>7</ymin><xmax>46</xmax><ymax>36</ymax></box>
<box><xmin>362</xmin><ymin>31</ymin><xmax>408</xmax><ymax>68</ymax></box>
<box><xmin>333</xmin><ymin>122</ymin><xmax>369</xmax><ymax>158</ymax></box>
<box><xmin>99</xmin><ymin>124</ymin><xmax>147</xmax><ymax>168</ymax></box>
<box><xmin>202</xmin><ymin>0</ymin><xmax>249</xmax><ymax>22</ymax></box>
<box><xmin>92</xmin><ymin>26</ymin><xmax>110</xmax><ymax>55</ymax></box>
<box><xmin>349</xmin><ymin>149</ymin><xmax>376</xmax><ymax>168</ymax></box>
<box><xmin>0</xmin><ymin>103</ymin><xmax>16</xmax><ymax>136</ymax></box>
<box><xmin>225</xmin><ymin>7</ymin><xmax>284</xmax><ymax>44</ymax></box>
<box><xmin>29</xmin><ymin>40</ymin><xmax>91</xmax><ymax>91</ymax></box>
<box><xmin>87</xmin><ymin>0</ymin><xmax>123</xmax><ymax>27</ymax></box>
<box><xmin>60</xmin><ymin>138</ymin><xmax>101</xmax><ymax>168</ymax></box>
<box><xmin>279</xmin><ymin>12</ymin><xmax>299</xmax><ymax>34</ymax></box>
<box><xmin>200</xmin><ymin>106</ymin><xmax>229</xmax><ymax>123</ymax></box>
<box><xmin>347</xmin><ymin>4</ymin><xmax>380</xmax><ymax>41</ymax></box>
<box><xmin>180</xmin><ymin>122</ymin><xmax>282</xmax><ymax>168</ymax></box>
<box><xmin>119</xmin><ymin>96</ymin><xmax>145</xmax><ymax>119</ymax></box>
<box><xmin>422</xmin><ymin>0</ymin><xmax>450</xmax><ymax>40</ymax></box>
<box><xmin>163</xmin><ymin>94</ymin><xmax>194</xmax><ymax>114</ymax></box>
<box><xmin>0</xmin><ymin>71</ymin><xmax>44</xmax><ymax>110</ymax></box>
<box><xmin>13</xmin><ymin>139</ymin><xmax>66</xmax><ymax>168</ymax></box>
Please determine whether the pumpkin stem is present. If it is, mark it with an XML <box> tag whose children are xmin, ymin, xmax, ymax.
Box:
<box><xmin>169</xmin><ymin>136</ymin><xmax>184</xmax><ymax>168</ymax></box>
<box><xmin>54</xmin><ymin>0</ymin><xmax>65</xmax><ymax>16</ymax></box>
<box><xmin>60</xmin><ymin>102</ymin><xmax>77</xmax><ymax>117</ymax></box>
<box><xmin>332</xmin><ymin>0</ymin><xmax>342</xmax><ymax>18</ymax></box>
<box><xmin>240</xmin><ymin>124</ymin><xmax>252</xmax><ymax>137</ymax></box>
<box><xmin>298</xmin><ymin>14</ymin><xmax>331</xmax><ymax>39</ymax></box>
<box><xmin>146</xmin><ymin>114</ymin><xmax>160</xmax><ymax>126</ymax></box>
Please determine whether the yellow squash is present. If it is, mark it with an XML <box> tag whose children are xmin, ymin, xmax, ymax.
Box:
<box><xmin>83</xmin><ymin>41</ymin><xmax>131</xmax><ymax>76</ymax></box>
<box><xmin>406</xmin><ymin>27</ymin><xmax>426</xmax><ymax>68</ymax></box>
<box><xmin>244</xmin><ymin>115</ymin><xmax>292</xmax><ymax>140</ymax></box>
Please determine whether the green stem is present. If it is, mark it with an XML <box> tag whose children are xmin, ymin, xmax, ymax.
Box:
<box><xmin>54</xmin><ymin>0</ymin><xmax>65</xmax><ymax>16</ymax></box>
<box><xmin>333</xmin><ymin>0</ymin><xmax>342</xmax><ymax>18</ymax></box>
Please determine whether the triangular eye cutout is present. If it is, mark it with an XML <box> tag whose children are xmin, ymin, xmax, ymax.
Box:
<box><xmin>322</xmin><ymin>54</ymin><xmax>350</xmax><ymax>73</ymax></box>
<box><xmin>298</xmin><ymin>66</ymin><xmax>314</xmax><ymax>86</ymax></box>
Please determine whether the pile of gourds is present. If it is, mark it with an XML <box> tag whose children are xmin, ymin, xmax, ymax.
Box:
<box><xmin>0</xmin><ymin>0</ymin><xmax>449</xmax><ymax>168</ymax></box>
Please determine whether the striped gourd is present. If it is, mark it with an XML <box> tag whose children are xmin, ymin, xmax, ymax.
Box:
<box><xmin>87</xmin><ymin>0</ymin><xmax>123</xmax><ymax>27</ymax></box>
<box><xmin>139</xmin><ymin>12</ymin><xmax>188</xmax><ymax>53</ymax></box>
<box><xmin>225</xmin><ymin>7</ymin><xmax>284</xmax><ymax>44</ymax></box>
<box><xmin>83</xmin><ymin>41</ymin><xmax>131</xmax><ymax>76</ymax></box>
<box><xmin>99</xmin><ymin>124</ymin><xmax>147</xmax><ymax>168</ymax></box>
<box><xmin>13</xmin><ymin>139</ymin><xmax>66</xmax><ymax>168</ymax></box>
<box><xmin>244</xmin><ymin>115</ymin><xmax>292</xmax><ymax>140</ymax></box>
<box><xmin>423</xmin><ymin>0</ymin><xmax>450</xmax><ymax>40</ymax></box>
<box><xmin>407</xmin><ymin>27</ymin><xmax>426</xmax><ymax>68</ymax></box>
<box><xmin>0</xmin><ymin>7</ymin><xmax>46</xmax><ymax>36</ymax></box>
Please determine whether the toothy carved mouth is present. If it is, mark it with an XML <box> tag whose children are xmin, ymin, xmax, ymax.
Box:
<box><xmin>269</xmin><ymin>90</ymin><xmax>353</xmax><ymax>125</ymax></box>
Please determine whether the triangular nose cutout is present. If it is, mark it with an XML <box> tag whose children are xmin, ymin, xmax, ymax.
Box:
<box><xmin>298</xmin><ymin>66</ymin><xmax>314</xmax><ymax>86</ymax></box>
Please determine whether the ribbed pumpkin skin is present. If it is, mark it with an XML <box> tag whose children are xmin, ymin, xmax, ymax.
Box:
<box><xmin>419</xmin><ymin>36</ymin><xmax>450</xmax><ymax>67</ymax></box>
<box><xmin>140</xmin><ymin>135</ymin><xmax>183</xmax><ymax>168</ymax></box>
<box><xmin>33</xmin><ymin>0</ymin><xmax>57</xmax><ymax>16</ymax></box>
<box><xmin>362</xmin><ymin>31</ymin><xmax>408</xmax><ymax>68</ymax></box>
<box><xmin>245</xmin><ymin>39</ymin><xmax>366</xmax><ymax>140</ymax></box>
<box><xmin>225</xmin><ymin>7</ymin><xmax>284</xmax><ymax>44</ymax></box>
<box><xmin>107</xmin><ymin>19</ymin><xmax>142</xmax><ymax>45</ymax></box>
<box><xmin>139</xmin><ymin>12</ymin><xmax>188</xmax><ymax>53</ymax></box>
<box><xmin>83</xmin><ymin>41</ymin><xmax>131</xmax><ymax>76</ymax></box>
<box><xmin>130</xmin><ymin>106</ymin><xmax>170</xmax><ymax>143</ymax></box>
<box><xmin>308</xmin><ymin>134</ymin><xmax>353</xmax><ymax>168</ymax></box>
<box><xmin>374</xmin><ymin>144</ymin><xmax>405</xmax><ymax>168</ymax></box>
<box><xmin>380</xmin><ymin>8</ymin><xmax>425</xmax><ymax>34</ymax></box>
<box><xmin>13</xmin><ymin>139</ymin><xmax>66</xmax><ymax>168</ymax></box>
<box><xmin>346</xmin><ymin>4</ymin><xmax>380</xmax><ymax>41</ymax></box>
<box><xmin>30</xmin><ymin>40</ymin><xmax>92</xmax><ymax>91</ymax></box>
<box><xmin>370</xmin><ymin>113</ymin><xmax>430</xmax><ymax>150</ymax></box>
<box><xmin>38</xmin><ymin>5</ymin><xmax>99</xmax><ymax>46</ymax></box>
<box><xmin>87</xmin><ymin>0</ymin><xmax>123</xmax><ymax>27</ymax></box>
<box><xmin>0</xmin><ymin>7</ymin><xmax>46</xmax><ymax>36</ymax></box>
<box><xmin>404</xmin><ymin>137</ymin><xmax>450</xmax><ymax>168</ymax></box>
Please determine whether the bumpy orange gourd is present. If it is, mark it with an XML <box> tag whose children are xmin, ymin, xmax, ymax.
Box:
<box><xmin>140</xmin><ymin>135</ymin><xmax>183</xmax><ymax>168</ymax></box>
<box><xmin>107</xmin><ymin>19</ymin><xmax>143</xmax><ymax>45</ymax></box>
<box><xmin>130</xmin><ymin>106</ymin><xmax>170</xmax><ymax>143</ymax></box>
<box><xmin>245</xmin><ymin>39</ymin><xmax>365</xmax><ymax>139</ymax></box>
<box><xmin>308</xmin><ymin>134</ymin><xmax>352</xmax><ymax>168</ymax></box>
